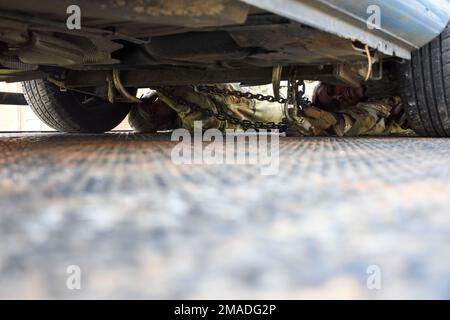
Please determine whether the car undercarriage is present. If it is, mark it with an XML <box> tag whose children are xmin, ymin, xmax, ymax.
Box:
<box><xmin>0</xmin><ymin>0</ymin><xmax>382</xmax><ymax>89</ymax></box>
<box><xmin>0</xmin><ymin>0</ymin><xmax>449</xmax><ymax>137</ymax></box>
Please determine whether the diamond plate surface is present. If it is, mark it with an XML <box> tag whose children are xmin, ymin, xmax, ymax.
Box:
<box><xmin>1</xmin><ymin>132</ymin><xmax>450</xmax><ymax>299</ymax></box>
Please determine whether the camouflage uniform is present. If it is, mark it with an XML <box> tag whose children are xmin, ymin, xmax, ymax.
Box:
<box><xmin>156</xmin><ymin>84</ymin><xmax>283</xmax><ymax>131</ymax></box>
<box><xmin>338</xmin><ymin>97</ymin><xmax>414</xmax><ymax>136</ymax></box>
<box><xmin>155</xmin><ymin>84</ymin><xmax>414</xmax><ymax>136</ymax></box>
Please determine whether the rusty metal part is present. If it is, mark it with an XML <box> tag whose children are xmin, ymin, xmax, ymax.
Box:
<box><xmin>0</xmin><ymin>3</ymin><xmax>383</xmax><ymax>84</ymax></box>
<box><xmin>47</xmin><ymin>76</ymin><xmax>134</xmax><ymax>102</ymax></box>
<box><xmin>0</xmin><ymin>56</ymin><xmax>38</xmax><ymax>71</ymax></box>
<box><xmin>63</xmin><ymin>65</ymin><xmax>335</xmax><ymax>88</ymax></box>
<box><xmin>226</xmin><ymin>21</ymin><xmax>367</xmax><ymax>67</ymax></box>
<box><xmin>272</xmin><ymin>65</ymin><xmax>282</xmax><ymax>100</ymax></box>
<box><xmin>1</xmin><ymin>8</ymin><xmax>375</xmax><ymax>69</ymax></box>
<box><xmin>106</xmin><ymin>75</ymin><xmax>115</xmax><ymax>104</ymax></box>
<box><xmin>364</xmin><ymin>63</ymin><xmax>398</xmax><ymax>99</ymax></box>
<box><xmin>0</xmin><ymin>70</ymin><xmax>47</xmax><ymax>82</ymax></box>
<box><xmin>364</xmin><ymin>44</ymin><xmax>373</xmax><ymax>81</ymax></box>
<box><xmin>112</xmin><ymin>69</ymin><xmax>141</xmax><ymax>104</ymax></box>
<box><xmin>117</xmin><ymin>17</ymin><xmax>373</xmax><ymax>68</ymax></box>
<box><xmin>18</xmin><ymin>32</ymin><xmax>123</xmax><ymax>66</ymax></box>
<box><xmin>369</xmin><ymin>53</ymin><xmax>383</xmax><ymax>81</ymax></box>
<box><xmin>46</xmin><ymin>77</ymin><xmax>66</xmax><ymax>89</ymax></box>
<box><xmin>0</xmin><ymin>18</ymin><xmax>28</xmax><ymax>45</ymax></box>
<box><xmin>333</xmin><ymin>63</ymin><xmax>372</xmax><ymax>87</ymax></box>
<box><xmin>241</xmin><ymin>0</ymin><xmax>449</xmax><ymax>60</ymax></box>
<box><xmin>0</xmin><ymin>0</ymin><xmax>250</xmax><ymax>28</ymax></box>
<box><xmin>0</xmin><ymin>10</ymin><xmax>150</xmax><ymax>47</ymax></box>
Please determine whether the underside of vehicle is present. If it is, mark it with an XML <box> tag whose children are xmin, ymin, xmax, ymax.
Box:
<box><xmin>0</xmin><ymin>0</ymin><xmax>449</xmax><ymax>135</ymax></box>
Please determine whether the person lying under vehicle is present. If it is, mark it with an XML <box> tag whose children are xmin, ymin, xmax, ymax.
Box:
<box><xmin>128</xmin><ymin>83</ymin><xmax>415</xmax><ymax>137</ymax></box>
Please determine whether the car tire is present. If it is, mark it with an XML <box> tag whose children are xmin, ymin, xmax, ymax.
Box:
<box><xmin>22</xmin><ymin>79</ymin><xmax>131</xmax><ymax>133</ymax></box>
<box><xmin>399</xmin><ymin>23</ymin><xmax>450</xmax><ymax>137</ymax></box>
<box><xmin>128</xmin><ymin>105</ymin><xmax>158</xmax><ymax>133</ymax></box>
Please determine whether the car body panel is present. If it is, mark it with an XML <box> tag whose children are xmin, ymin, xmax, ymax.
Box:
<box><xmin>241</xmin><ymin>0</ymin><xmax>450</xmax><ymax>59</ymax></box>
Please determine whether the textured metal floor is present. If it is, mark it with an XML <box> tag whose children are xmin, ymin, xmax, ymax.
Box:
<box><xmin>1</xmin><ymin>132</ymin><xmax>450</xmax><ymax>299</ymax></box>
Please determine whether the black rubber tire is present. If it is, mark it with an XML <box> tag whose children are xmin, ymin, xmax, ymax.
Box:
<box><xmin>22</xmin><ymin>79</ymin><xmax>131</xmax><ymax>133</ymax></box>
<box><xmin>399</xmin><ymin>23</ymin><xmax>450</xmax><ymax>137</ymax></box>
<box><xmin>128</xmin><ymin>105</ymin><xmax>158</xmax><ymax>133</ymax></box>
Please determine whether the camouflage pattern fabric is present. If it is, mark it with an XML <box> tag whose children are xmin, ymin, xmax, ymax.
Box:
<box><xmin>339</xmin><ymin>97</ymin><xmax>415</xmax><ymax>136</ymax></box>
<box><xmin>156</xmin><ymin>84</ymin><xmax>284</xmax><ymax>131</ymax></box>
<box><xmin>155</xmin><ymin>85</ymin><xmax>414</xmax><ymax>136</ymax></box>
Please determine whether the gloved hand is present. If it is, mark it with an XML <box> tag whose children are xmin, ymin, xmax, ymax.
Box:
<box><xmin>284</xmin><ymin>106</ymin><xmax>336</xmax><ymax>136</ymax></box>
<box><xmin>303</xmin><ymin>106</ymin><xmax>338</xmax><ymax>135</ymax></box>
<box><xmin>284</xmin><ymin>113</ymin><xmax>314</xmax><ymax>136</ymax></box>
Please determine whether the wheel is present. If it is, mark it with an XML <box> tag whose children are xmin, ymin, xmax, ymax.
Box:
<box><xmin>399</xmin><ymin>23</ymin><xmax>450</xmax><ymax>137</ymax></box>
<box><xmin>22</xmin><ymin>79</ymin><xmax>131</xmax><ymax>133</ymax></box>
<box><xmin>128</xmin><ymin>104</ymin><xmax>159</xmax><ymax>133</ymax></box>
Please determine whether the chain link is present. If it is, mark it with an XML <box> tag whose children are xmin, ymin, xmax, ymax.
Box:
<box><xmin>196</xmin><ymin>85</ymin><xmax>288</xmax><ymax>104</ymax></box>
<box><xmin>155</xmin><ymin>83</ymin><xmax>313</xmax><ymax>131</ymax></box>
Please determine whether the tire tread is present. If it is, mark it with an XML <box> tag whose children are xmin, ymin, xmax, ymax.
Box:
<box><xmin>401</xmin><ymin>23</ymin><xmax>450</xmax><ymax>136</ymax></box>
<box><xmin>22</xmin><ymin>79</ymin><xmax>130</xmax><ymax>133</ymax></box>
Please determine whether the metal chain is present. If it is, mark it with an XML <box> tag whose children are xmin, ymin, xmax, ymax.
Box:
<box><xmin>195</xmin><ymin>85</ymin><xmax>312</xmax><ymax>131</ymax></box>
<box><xmin>196</xmin><ymin>85</ymin><xmax>288</xmax><ymax>104</ymax></box>
<box><xmin>154</xmin><ymin>86</ymin><xmax>286</xmax><ymax>131</ymax></box>
<box><xmin>154</xmin><ymin>83</ymin><xmax>313</xmax><ymax>132</ymax></box>
<box><xmin>195</xmin><ymin>85</ymin><xmax>288</xmax><ymax>131</ymax></box>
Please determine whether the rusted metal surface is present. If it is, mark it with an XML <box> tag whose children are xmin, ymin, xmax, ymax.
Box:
<box><xmin>243</xmin><ymin>0</ymin><xmax>450</xmax><ymax>59</ymax></box>
<box><xmin>226</xmin><ymin>21</ymin><xmax>365</xmax><ymax>66</ymax></box>
<box><xmin>1</xmin><ymin>133</ymin><xmax>450</xmax><ymax>298</ymax></box>
<box><xmin>0</xmin><ymin>0</ymin><xmax>249</xmax><ymax>27</ymax></box>
<box><xmin>63</xmin><ymin>66</ymin><xmax>334</xmax><ymax>88</ymax></box>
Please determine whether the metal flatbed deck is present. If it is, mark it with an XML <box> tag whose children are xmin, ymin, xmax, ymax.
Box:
<box><xmin>1</xmin><ymin>133</ymin><xmax>450</xmax><ymax>299</ymax></box>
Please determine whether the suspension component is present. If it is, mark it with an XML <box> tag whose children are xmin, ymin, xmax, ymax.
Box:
<box><xmin>272</xmin><ymin>65</ymin><xmax>283</xmax><ymax>100</ymax></box>
<box><xmin>112</xmin><ymin>69</ymin><xmax>141</xmax><ymax>103</ymax></box>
